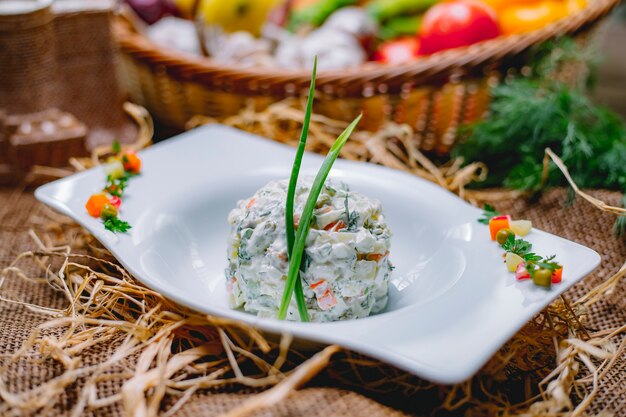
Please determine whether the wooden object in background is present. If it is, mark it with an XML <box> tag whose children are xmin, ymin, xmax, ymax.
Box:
<box><xmin>0</xmin><ymin>0</ymin><xmax>57</xmax><ymax>115</ymax></box>
<box><xmin>4</xmin><ymin>109</ymin><xmax>88</xmax><ymax>172</ymax></box>
<box><xmin>0</xmin><ymin>0</ymin><xmax>135</xmax><ymax>151</ymax></box>
<box><xmin>0</xmin><ymin>0</ymin><xmax>137</xmax><ymax>184</ymax></box>
<box><xmin>52</xmin><ymin>0</ymin><xmax>135</xmax><ymax>149</ymax></box>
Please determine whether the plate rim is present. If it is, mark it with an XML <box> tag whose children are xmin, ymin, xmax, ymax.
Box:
<box><xmin>35</xmin><ymin>124</ymin><xmax>602</xmax><ymax>384</ymax></box>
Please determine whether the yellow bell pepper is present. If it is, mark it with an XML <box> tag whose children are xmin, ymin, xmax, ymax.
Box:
<box><xmin>499</xmin><ymin>1</ymin><xmax>570</xmax><ymax>35</ymax></box>
<box><xmin>481</xmin><ymin>0</ymin><xmax>539</xmax><ymax>13</ymax></box>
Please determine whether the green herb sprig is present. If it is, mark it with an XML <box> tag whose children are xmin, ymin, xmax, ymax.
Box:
<box><xmin>285</xmin><ymin>57</ymin><xmax>318</xmax><ymax>322</ymax></box>
<box><xmin>501</xmin><ymin>234</ymin><xmax>533</xmax><ymax>259</ymax></box>
<box><xmin>478</xmin><ymin>207</ymin><xmax>561</xmax><ymax>283</ymax></box>
<box><xmin>104</xmin><ymin>174</ymin><xmax>129</xmax><ymax>197</ymax></box>
<box><xmin>278</xmin><ymin>112</ymin><xmax>363</xmax><ymax>321</ymax></box>
<box><xmin>455</xmin><ymin>38</ymin><xmax>626</xmax><ymax>237</ymax></box>
<box><xmin>477</xmin><ymin>204</ymin><xmax>500</xmax><ymax>225</ymax></box>
<box><xmin>103</xmin><ymin>216</ymin><xmax>132</xmax><ymax>233</ymax></box>
<box><xmin>344</xmin><ymin>194</ymin><xmax>359</xmax><ymax>232</ymax></box>
<box><xmin>91</xmin><ymin>141</ymin><xmax>139</xmax><ymax>234</ymax></box>
<box><xmin>501</xmin><ymin>234</ymin><xmax>559</xmax><ymax>276</ymax></box>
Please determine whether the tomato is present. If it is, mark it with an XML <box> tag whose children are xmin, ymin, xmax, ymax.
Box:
<box><xmin>552</xmin><ymin>266</ymin><xmax>563</xmax><ymax>283</ymax></box>
<box><xmin>418</xmin><ymin>0</ymin><xmax>500</xmax><ymax>55</ymax></box>
<box><xmin>374</xmin><ymin>37</ymin><xmax>420</xmax><ymax>65</ymax></box>
<box><xmin>499</xmin><ymin>1</ymin><xmax>569</xmax><ymax>35</ymax></box>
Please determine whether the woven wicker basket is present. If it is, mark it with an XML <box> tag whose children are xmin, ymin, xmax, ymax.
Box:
<box><xmin>113</xmin><ymin>0</ymin><xmax>620</xmax><ymax>155</ymax></box>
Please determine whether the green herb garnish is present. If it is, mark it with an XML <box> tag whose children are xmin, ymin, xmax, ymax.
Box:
<box><xmin>532</xmin><ymin>254</ymin><xmax>560</xmax><ymax>272</ymax></box>
<box><xmin>112</xmin><ymin>140</ymin><xmax>121</xmax><ymax>154</ymax></box>
<box><xmin>285</xmin><ymin>57</ymin><xmax>317</xmax><ymax>322</ymax></box>
<box><xmin>278</xmin><ymin>114</ymin><xmax>362</xmax><ymax>321</ymax></box>
<box><xmin>344</xmin><ymin>194</ymin><xmax>359</xmax><ymax>232</ymax></box>
<box><xmin>478</xmin><ymin>204</ymin><xmax>500</xmax><ymax>225</ymax></box>
<box><xmin>103</xmin><ymin>217</ymin><xmax>132</xmax><ymax>233</ymax></box>
<box><xmin>501</xmin><ymin>234</ymin><xmax>533</xmax><ymax>258</ymax></box>
<box><xmin>454</xmin><ymin>38</ymin><xmax>626</xmax><ymax>237</ymax></box>
<box><xmin>500</xmin><ymin>234</ymin><xmax>559</xmax><ymax>277</ymax></box>
<box><xmin>104</xmin><ymin>175</ymin><xmax>129</xmax><ymax>198</ymax></box>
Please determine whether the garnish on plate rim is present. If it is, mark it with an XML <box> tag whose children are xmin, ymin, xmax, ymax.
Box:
<box><xmin>478</xmin><ymin>205</ymin><xmax>563</xmax><ymax>288</ymax></box>
<box><xmin>85</xmin><ymin>141</ymin><xmax>141</xmax><ymax>234</ymax></box>
<box><xmin>278</xmin><ymin>60</ymin><xmax>362</xmax><ymax>320</ymax></box>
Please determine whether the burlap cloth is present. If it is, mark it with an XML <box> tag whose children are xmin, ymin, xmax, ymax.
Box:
<box><xmin>0</xmin><ymin>187</ymin><xmax>624</xmax><ymax>416</ymax></box>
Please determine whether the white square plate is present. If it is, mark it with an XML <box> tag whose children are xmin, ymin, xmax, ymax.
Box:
<box><xmin>36</xmin><ymin>125</ymin><xmax>600</xmax><ymax>384</ymax></box>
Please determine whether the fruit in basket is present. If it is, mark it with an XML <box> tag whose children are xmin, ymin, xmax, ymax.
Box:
<box><xmin>367</xmin><ymin>0</ymin><xmax>438</xmax><ymax>22</ymax></box>
<box><xmin>480</xmin><ymin>0</ymin><xmax>539</xmax><ymax>12</ymax></box>
<box><xmin>567</xmin><ymin>0</ymin><xmax>587</xmax><ymax>13</ymax></box>
<box><xmin>170</xmin><ymin>0</ymin><xmax>197</xmax><ymax>17</ymax></box>
<box><xmin>379</xmin><ymin>14</ymin><xmax>423</xmax><ymax>41</ymax></box>
<box><xmin>374</xmin><ymin>37</ymin><xmax>419</xmax><ymax>65</ymax></box>
<box><xmin>126</xmin><ymin>0</ymin><xmax>168</xmax><ymax>24</ymax></box>
<box><xmin>417</xmin><ymin>0</ymin><xmax>500</xmax><ymax>55</ymax></box>
<box><xmin>288</xmin><ymin>0</ymin><xmax>358</xmax><ymax>29</ymax></box>
<box><xmin>323</xmin><ymin>7</ymin><xmax>378</xmax><ymax>48</ymax></box>
<box><xmin>498</xmin><ymin>1</ymin><xmax>570</xmax><ymax>34</ymax></box>
<box><xmin>199</xmin><ymin>0</ymin><xmax>281</xmax><ymax>36</ymax></box>
<box><xmin>275</xmin><ymin>26</ymin><xmax>367</xmax><ymax>70</ymax></box>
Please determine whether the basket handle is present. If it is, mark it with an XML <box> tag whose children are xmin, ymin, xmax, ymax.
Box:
<box><xmin>190</xmin><ymin>0</ymin><xmax>211</xmax><ymax>57</ymax></box>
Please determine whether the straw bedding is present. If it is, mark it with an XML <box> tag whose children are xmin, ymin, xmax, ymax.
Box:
<box><xmin>0</xmin><ymin>104</ymin><xmax>625</xmax><ymax>416</ymax></box>
<box><xmin>0</xmin><ymin>183</ymin><xmax>624</xmax><ymax>416</ymax></box>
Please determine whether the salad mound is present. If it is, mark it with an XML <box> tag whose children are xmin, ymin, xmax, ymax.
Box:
<box><xmin>226</xmin><ymin>178</ymin><xmax>392</xmax><ymax>322</ymax></box>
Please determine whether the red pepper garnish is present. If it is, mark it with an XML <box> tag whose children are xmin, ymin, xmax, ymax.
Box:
<box><xmin>489</xmin><ymin>215</ymin><xmax>511</xmax><ymax>240</ymax></box>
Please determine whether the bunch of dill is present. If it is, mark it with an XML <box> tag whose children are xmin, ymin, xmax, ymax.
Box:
<box><xmin>452</xmin><ymin>38</ymin><xmax>626</xmax><ymax>236</ymax></box>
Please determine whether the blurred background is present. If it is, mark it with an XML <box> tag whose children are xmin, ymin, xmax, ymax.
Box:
<box><xmin>0</xmin><ymin>0</ymin><xmax>625</xmax><ymax>188</ymax></box>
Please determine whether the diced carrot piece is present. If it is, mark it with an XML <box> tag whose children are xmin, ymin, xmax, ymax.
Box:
<box><xmin>317</xmin><ymin>289</ymin><xmax>337</xmax><ymax>310</ymax></box>
<box><xmin>324</xmin><ymin>220</ymin><xmax>347</xmax><ymax>231</ymax></box>
<box><xmin>357</xmin><ymin>251</ymin><xmax>389</xmax><ymax>261</ymax></box>
<box><xmin>85</xmin><ymin>193</ymin><xmax>111</xmax><ymax>218</ymax></box>
<box><xmin>246</xmin><ymin>198</ymin><xmax>255</xmax><ymax>209</ymax></box>
<box><xmin>122</xmin><ymin>151</ymin><xmax>141</xmax><ymax>174</ymax></box>
<box><xmin>552</xmin><ymin>266</ymin><xmax>563</xmax><ymax>284</ymax></box>
<box><xmin>489</xmin><ymin>215</ymin><xmax>511</xmax><ymax>240</ymax></box>
<box><xmin>226</xmin><ymin>277</ymin><xmax>237</xmax><ymax>294</ymax></box>
<box><xmin>310</xmin><ymin>279</ymin><xmax>326</xmax><ymax>290</ymax></box>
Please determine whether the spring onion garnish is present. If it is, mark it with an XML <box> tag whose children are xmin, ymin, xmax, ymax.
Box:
<box><xmin>285</xmin><ymin>58</ymin><xmax>318</xmax><ymax>322</ymax></box>
<box><xmin>278</xmin><ymin>113</ymin><xmax>363</xmax><ymax>320</ymax></box>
